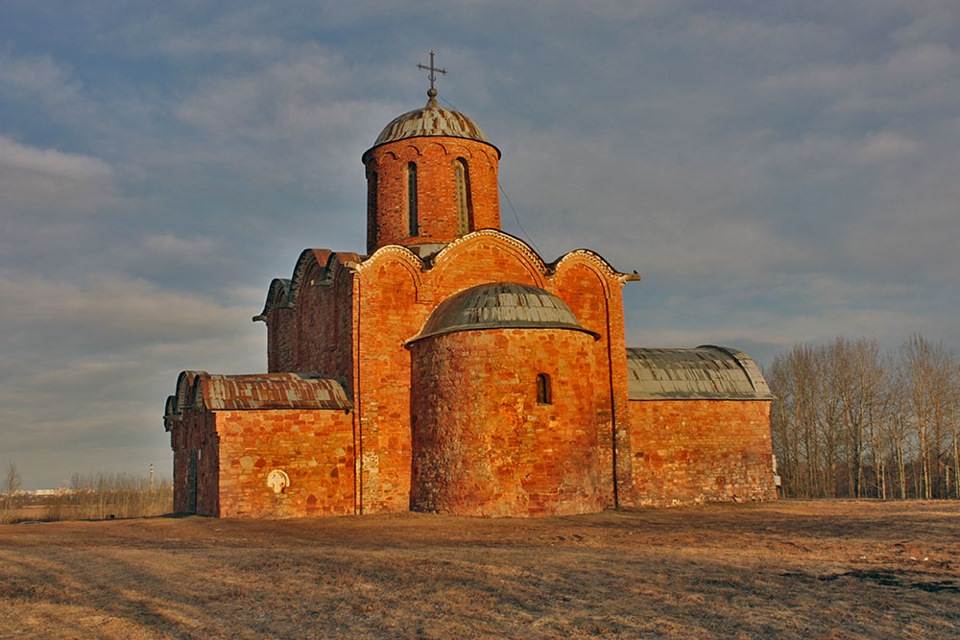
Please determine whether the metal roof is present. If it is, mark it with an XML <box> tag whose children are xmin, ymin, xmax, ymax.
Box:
<box><xmin>198</xmin><ymin>373</ymin><xmax>351</xmax><ymax>410</ymax></box>
<box><xmin>626</xmin><ymin>346</ymin><xmax>774</xmax><ymax>400</ymax></box>
<box><xmin>408</xmin><ymin>282</ymin><xmax>599</xmax><ymax>344</ymax></box>
<box><xmin>363</xmin><ymin>94</ymin><xmax>500</xmax><ymax>161</ymax></box>
<box><xmin>166</xmin><ymin>372</ymin><xmax>351</xmax><ymax>417</ymax></box>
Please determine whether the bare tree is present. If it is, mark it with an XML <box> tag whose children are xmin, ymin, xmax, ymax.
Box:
<box><xmin>896</xmin><ymin>335</ymin><xmax>956</xmax><ymax>498</ymax></box>
<box><xmin>1</xmin><ymin>461</ymin><xmax>23</xmax><ymax>521</ymax></box>
<box><xmin>4</xmin><ymin>461</ymin><xmax>20</xmax><ymax>494</ymax></box>
<box><xmin>829</xmin><ymin>338</ymin><xmax>886</xmax><ymax>498</ymax></box>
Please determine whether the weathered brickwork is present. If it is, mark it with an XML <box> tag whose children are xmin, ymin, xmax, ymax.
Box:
<box><xmin>171</xmin><ymin>403</ymin><xmax>219</xmax><ymax>516</ymax></box>
<box><xmin>346</xmin><ymin>233</ymin><xmax>634</xmax><ymax>514</ymax></box>
<box><xmin>552</xmin><ymin>256</ymin><xmax>635</xmax><ymax>507</ymax></box>
<box><xmin>364</xmin><ymin>137</ymin><xmax>500</xmax><ymax>253</ymax></box>
<box><xmin>215</xmin><ymin>410</ymin><xmax>354</xmax><ymax>518</ymax></box>
<box><xmin>410</xmin><ymin>328</ymin><xmax>605</xmax><ymax>517</ymax></box>
<box><xmin>352</xmin><ymin>255</ymin><xmax>423</xmax><ymax>513</ymax></box>
<box><xmin>164</xmin><ymin>88</ymin><xmax>775</xmax><ymax>519</ymax></box>
<box><xmin>629</xmin><ymin>400</ymin><xmax>775</xmax><ymax>505</ymax></box>
<box><xmin>292</xmin><ymin>253</ymin><xmax>355</xmax><ymax>377</ymax></box>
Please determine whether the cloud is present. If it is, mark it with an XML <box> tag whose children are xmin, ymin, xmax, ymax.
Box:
<box><xmin>0</xmin><ymin>271</ymin><xmax>259</xmax><ymax>348</ymax></box>
<box><xmin>854</xmin><ymin>131</ymin><xmax>922</xmax><ymax>163</ymax></box>
<box><xmin>0</xmin><ymin>269</ymin><xmax>265</xmax><ymax>488</ymax></box>
<box><xmin>0</xmin><ymin>52</ymin><xmax>84</xmax><ymax>111</ymax></box>
<box><xmin>0</xmin><ymin>136</ymin><xmax>119</xmax><ymax>215</ymax></box>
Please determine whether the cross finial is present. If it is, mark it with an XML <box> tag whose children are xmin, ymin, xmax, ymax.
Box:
<box><xmin>417</xmin><ymin>50</ymin><xmax>447</xmax><ymax>98</ymax></box>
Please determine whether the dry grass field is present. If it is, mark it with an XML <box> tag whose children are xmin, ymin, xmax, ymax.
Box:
<box><xmin>0</xmin><ymin>500</ymin><xmax>957</xmax><ymax>639</ymax></box>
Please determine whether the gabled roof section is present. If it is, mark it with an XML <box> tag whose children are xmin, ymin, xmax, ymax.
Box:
<box><xmin>254</xmin><ymin>248</ymin><xmax>362</xmax><ymax>322</ymax></box>
<box><xmin>626</xmin><ymin>346</ymin><xmax>774</xmax><ymax>401</ymax></box>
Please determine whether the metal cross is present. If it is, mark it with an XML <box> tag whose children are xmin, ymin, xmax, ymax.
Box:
<box><xmin>417</xmin><ymin>50</ymin><xmax>447</xmax><ymax>91</ymax></box>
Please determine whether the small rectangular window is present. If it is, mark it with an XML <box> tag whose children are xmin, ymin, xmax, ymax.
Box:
<box><xmin>536</xmin><ymin>373</ymin><xmax>552</xmax><ymax>404</ymax></box>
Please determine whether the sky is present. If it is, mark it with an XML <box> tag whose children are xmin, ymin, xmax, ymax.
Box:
<box><xmin>1</xmin><ymin>1</ymin><xmax>958</xmax><ymax>489</ymax></box>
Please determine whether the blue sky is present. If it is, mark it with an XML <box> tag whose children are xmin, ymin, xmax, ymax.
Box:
<box><xmin>2</xmin><ymin>1</ymin><xmax>958</xmax><ymax>489</ymax></box>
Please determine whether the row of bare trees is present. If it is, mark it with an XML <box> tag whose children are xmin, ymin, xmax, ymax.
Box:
<box><xmin>768</xmin><ymin>335</ymin><xmax>960</xmax><ymax>499</ymax></box>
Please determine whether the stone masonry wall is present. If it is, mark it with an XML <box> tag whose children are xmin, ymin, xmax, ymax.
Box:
<box><xmin>629</xmin><ymin>399</ymin><xmax>776</xmax><ymax>506</ymax></box>
<box><xmin>410</xmin><ymin>327</ymin><xmax>605</xmax><ymax>517</ymax></box>
<box><xmin>215</xmin><ymin>409</ymin><xmax>355</xmax><ymax>518</ymax></box>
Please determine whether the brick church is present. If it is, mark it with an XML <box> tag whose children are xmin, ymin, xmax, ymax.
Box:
<box><xmin>164</xmin><ymin>72</ymin><xmax>777</xmax><ymax>518</ymax></box>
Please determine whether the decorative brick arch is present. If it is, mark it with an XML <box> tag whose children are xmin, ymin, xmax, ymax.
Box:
<box><xmin>175</xmin><ymin>370</ymin><xmax>206</xmax><ymax>414</ymax></box>
<box><xmin>355</xmin><ymin>244</ymin><xmax>425</xmax><ymax>296</ymax></box>
<box><xmin>429</xmin><ymin>230</ymin><xmax>549</xmax><ymax>292</ymax></box>
<box><xmin>552</xmin><ymin>249</ymin><xmax>638</xmax><ymax>298</ymax></box>
<box><xmin>255</xmin><ymin>278</ymin><xmax>292</xmax><ymax>319</ymax></box>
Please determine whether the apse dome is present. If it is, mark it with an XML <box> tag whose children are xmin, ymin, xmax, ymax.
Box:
<box><xmin>409</xmin><ymin>282</ymin><xmax>598</xmax><ymax>344</ymax></box>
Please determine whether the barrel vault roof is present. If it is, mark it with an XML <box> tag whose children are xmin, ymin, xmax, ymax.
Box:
<box><xmin>626</xmin><ymin>346</ymin><xmax>774</xmax><ymax>400</ymax></box>
<box><xmin>165</xmin><ymin>372</ymin><xmax>351</xmax><ymax>423</ymax></box>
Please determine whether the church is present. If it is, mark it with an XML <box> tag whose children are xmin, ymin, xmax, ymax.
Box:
<box><xmin>163</xmin><ymin>69</ymin><xmax>777</xmax><ymax>518</ymax></box>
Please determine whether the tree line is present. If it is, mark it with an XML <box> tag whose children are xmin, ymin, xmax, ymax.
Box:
<box><xmin>1</xmin><ymin>463</ymin><xmax>172</xmax><ymax>523</ymax></box>
<box><xmin>768</xmin><ymin>334</ymin><xmax>960</xmax><ymax>499</ymax></box>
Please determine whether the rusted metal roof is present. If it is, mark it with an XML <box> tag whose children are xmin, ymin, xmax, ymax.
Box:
<box><xmin>167</xmin><ymin>372</ymin><xmax>351</xmax><ymax>416</ymax></box>
<box><xmin>626</xmin><ymin>346</ymin><xmax>774</xmax><ymax>400</ymax></box>
<box><xmin>408</xmin><ymin>282</ymin><xmax>599</xmax><ymax>344</ymax></box>
<box><xmin>363</xmin><ymin>94</ymin><xmax>501</xmax><ymax>161</ymax></box>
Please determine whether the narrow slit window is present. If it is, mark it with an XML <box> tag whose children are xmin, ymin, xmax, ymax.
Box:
<box><xmin>536</xmin><ymin>373</ymin><xmax>552</xmax><ymax>405</ymax></box>
<box><xmin>407</xmin><ymin>162</ymin><xmax>419</xmax><ymax>236</ymax></box>
<box><xmin>455</xmin><ymin>157</ymin><xmax>474</xmax><ymax>235</ymax></box>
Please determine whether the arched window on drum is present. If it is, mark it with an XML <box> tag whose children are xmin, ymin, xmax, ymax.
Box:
<box><xmin>455</xmin><ymin>157</ymin><xmax>474</xmax><ymax>236</ymax></box>
<box><xmin>407</xmin><ymin>162</ymin><xmax>419</xmax><ymax>236</ymax></box>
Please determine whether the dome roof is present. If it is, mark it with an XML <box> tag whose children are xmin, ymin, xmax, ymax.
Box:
<box><xmin>364</xmin><ymin>91</ymin><xmax>500</xmax><ymax>160</ymax></box>
<box><xmin>408</xmin><ymin>282</ymin><xmax>598</xmax><ymax>344</ymax></box>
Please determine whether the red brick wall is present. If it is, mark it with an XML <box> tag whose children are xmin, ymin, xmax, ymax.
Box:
<box><xmin>294</xmin><ymin>258</ymin><xmax>354</xmax><ymax>379</ymax></box>
<box><xmin>629</xmin><ymin>400</ymin><xmax>776</xmax><ymax>505</ymax></box>
<box><xmin>215</xmin><ymin>409</ymin><xmax>355</xmax><ymax>518</ymax></box>
<box><xmin>409</xmin><ymin>328</ymin><xmax>605</xmax><ymax>517</ymax></box>
<box><xmin>552</xmin><ymin>255</ymin><xmax>635</xmax><ymax>507</ymax></box>
<box><xmin>352</xmin><ymin>234</ymin><xmax>633</xmax><ymax>514</ymax></box>
<box><xmin>353</xmin><ymin>239</ymin><xmax>546</xmax><ymax>514</ymax></box>
<box><xmin>170</xmin><ymin>408</ymin><xmax>220</xmax><ymax>516</ymax></box>
<box><xmin>267</xmin><ymin>305</ymin><xmax>295</xmax><ymax>372</ymax></box>
<box><xmin>364</xmin><ymin>138</ymin><xmax>500</xmax><ymax>252</ymax></box>
<box><xmin>352</xmin><ymin>253</ymin><xmax>425</xmax><ymax>513</ymax></box>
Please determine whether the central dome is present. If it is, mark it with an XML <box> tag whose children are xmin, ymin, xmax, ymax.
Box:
<box><xmin>364</xmin><ymin>91</ymin><xmax>500</xmax><ymax>160</ymax></box>
<box><xmin>408</xmin><ymin>282</ymin><xmax>599</xmax><ymax>343</ymax></box>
